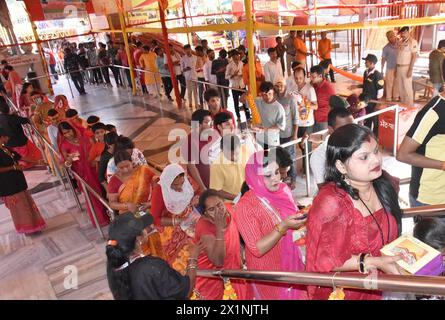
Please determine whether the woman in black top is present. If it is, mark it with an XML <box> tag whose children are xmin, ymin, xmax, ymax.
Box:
<box><xmin>0</xmin><ymin>128</ymin><xmax>45</xmax><ymax>234</ymax></box>
<box><xmin>106</xmin><ymin>211</ymin><xmax>200</xmax><ymax>300</ymax></box>
<box><xmin>0</xmin><ymin>96</ymin><xmax>42</xmax><ymax>169</ymax></box>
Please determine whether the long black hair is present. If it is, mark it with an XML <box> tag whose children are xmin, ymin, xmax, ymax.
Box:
<box><xmin>413</xmin><ymin>218</ymin><xmax>445</xmax><ymax>251</ymax></box>
<box><xmin>57</xmin><ymin>121</ymin><xmax>77</xmax><ymax>137</ymax></box>
<box><xmin>106</xmin><ymin>244</ymin><xmax>133</xmax><ymax>300</ymax></box>
<box><xmin>325</xmin><ymin>124</ymin><xmax>402</xmax><ymax>233</ymax></box>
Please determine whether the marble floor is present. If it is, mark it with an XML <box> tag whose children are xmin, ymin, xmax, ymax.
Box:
<box><xmin>0</xmin><ymin>71</ymin><xmax>420</xmax><ymax>299</ymax></box>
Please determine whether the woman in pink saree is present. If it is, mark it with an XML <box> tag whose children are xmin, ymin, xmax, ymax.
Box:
<box><xmin>235</xmin><ymin>150</ymin><xmax>307</xmax><ymax>300</ymax></box>
<box><xmin>57</xmin><ymin>120</ymin><xmax>109</xmax><ymax>228</ymax></box>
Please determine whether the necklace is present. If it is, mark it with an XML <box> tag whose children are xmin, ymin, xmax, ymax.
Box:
<box><xmin>359</xmin><ymin>197</ymin><xmax>390</xmax><ymax>246</ymax></box>
<box><xmin>360</xmin><ymin>187</ymin><xmax>373</xmax><ymax>202</ymax></box>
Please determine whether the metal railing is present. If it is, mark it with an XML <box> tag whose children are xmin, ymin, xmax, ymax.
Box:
<box><xmin>4</xmin><ymin>95</ymin><xmax>114</xmax><ymax>240</ymax></box>
<box><xmin>276</xmin><ymin>104</ymin><xmax>401</xmax><ymax>197</ymax></box>
<box><xmin>197</xmin><ymin>269</ymin><xmax>445</xmax><ymax>296</ymax></box>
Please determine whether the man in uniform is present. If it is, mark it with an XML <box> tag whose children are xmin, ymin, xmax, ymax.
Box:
<box><xmin>396</xmin><ymin>26</ymin><xmax>418</xmax><ymax>106</ymax></box>
<box><xmin>284</xmin><ymin>31</ymin><xmax>297</xmax><ymax>77</ymax></box>
<box><xmin>354</xmin><ymin>54</ymin><xmax>384</xmax><ymax>137</ymax></box>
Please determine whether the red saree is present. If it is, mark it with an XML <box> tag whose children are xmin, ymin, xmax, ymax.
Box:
<box><xmin>194</xmin><ymin>204</ymin><xmax>249</xmax><ymax>300</ymax></box>
<box><xmin>58</xmin><ymin>122</ymin><xmax>110</xmax><ymax>228</ymax></box>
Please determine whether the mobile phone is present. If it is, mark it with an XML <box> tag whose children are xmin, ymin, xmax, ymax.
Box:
<box><xmin>239</xmin><ymin>110</ymin><xmax>247</xmax><ymax>132</ymax></box>
<box><xmin>296</xmin><ymin>213</ymin><xmax>308</xmax><ymax>220</ymax></box>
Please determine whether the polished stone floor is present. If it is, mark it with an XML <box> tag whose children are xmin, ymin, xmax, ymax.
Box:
<box><xmin>0</xmin><ymin>72</ymin><xmax>419</xmax><ymax>299</ymax></box>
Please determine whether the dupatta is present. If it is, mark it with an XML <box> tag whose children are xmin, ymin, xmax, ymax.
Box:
<box><xmin>245</xmin><ymin>151</ymin><xmax>306</xmax><ymax>300</ymax></box>
<box><xmin>117</xmin><ymin>165</ymin><xmax>164</xmax><ymax>259</ymax></box>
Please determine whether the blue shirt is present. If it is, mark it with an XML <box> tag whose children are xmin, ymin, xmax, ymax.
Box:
<box><xmin>382</xmin><ymin>43</ymin><xmax>398</xmax><ymax>70</ymax></box>
<box><xmin>156</xmin><ymin>56</ymin><xmax>169</xmax><ymax>77</ymax></box>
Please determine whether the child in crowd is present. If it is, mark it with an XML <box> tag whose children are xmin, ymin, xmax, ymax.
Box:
<box><xmin>105</xmin><ymin>124</ymin><xmax>117</xmax><ymax>134</ymax></box>
<box><xmin>88</xmin><ymin>122</ymin><xmax>107</xmax><ymax>171</ymax></box>
<box><xmin>47</xmin><ymin>109</ymin><xmax>60</xmax><ymax>152</ymax></box>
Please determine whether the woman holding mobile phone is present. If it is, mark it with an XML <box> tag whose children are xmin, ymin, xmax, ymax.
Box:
<box><xmin>58</xmin><ymin>120</ymin><xmax>110</xmax><ymax>228</ymax></box>
<box><xmin>235</xmin><ymin>150</ymin><xmax>307</xmax><ymax>300</ymax></box>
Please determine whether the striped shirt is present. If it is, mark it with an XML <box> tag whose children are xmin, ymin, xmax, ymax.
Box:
<box><xmin>406</xmin><ymin>95</ymin><xmax>445</xmax><ymax>204</ymax></box>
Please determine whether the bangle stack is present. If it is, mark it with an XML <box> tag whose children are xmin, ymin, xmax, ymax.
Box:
<box><xmin>358</xmin><ymin>253</ymin><xmax>371</xmax><ymax>274</ymax></box>
<box><xmin>274</xmin><ymin>224</ymin><xmax>287</xmax><ymax>237</ymax></box>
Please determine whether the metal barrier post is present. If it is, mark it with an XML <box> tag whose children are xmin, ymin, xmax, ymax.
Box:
<box><xmin>64</xmin><ymin>167</ymin><xmax>83</xmax><ymax>211</ymax></box>
<box><xmin>66</xmin><ymin>73</ymin><xmax>75</xmax><ymax>98</ymax></box>
<box><xmin>47</xmin><ymin>146</ymin><xmax>66</xmax><ymax>191</ymax></box>
<box><xmin>81</xmin><ymin>180</ymin><xmax>105</xmax><ymax>240</ymax></box>
<box><xmin>393</xmin><ymin>105</ymin><xmax>400</xmax><ymax>157</ymax></box>
<box><xmin>304</xmin><ymin>139</ymin><xmax>311</xmax><ymax>197</ymax></box>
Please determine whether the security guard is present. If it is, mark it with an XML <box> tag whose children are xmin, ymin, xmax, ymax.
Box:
<box><xmin>360</xmin><ymin>54</ymin><xmax>384</xmax><ymax>137</ymax></box>
<box><xmin>396</xmin><ymin>26</ymin><xmax>418</xmax><ymax>106</ymax></box>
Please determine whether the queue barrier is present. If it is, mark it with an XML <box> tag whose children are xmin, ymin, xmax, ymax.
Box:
<box><xmin>4</xmin><ymin>95</ymin><xmax>114</xmax><ymax>240</ymax></box>
<box><xmin>4</xmin><ymin>79</ymin><xmax>445</xmax><ymax>297</ymax></box>
<box><xmin>197</xmin><ymin>269</ymin><xmax>445</xmax><ymax>297</ymax></box>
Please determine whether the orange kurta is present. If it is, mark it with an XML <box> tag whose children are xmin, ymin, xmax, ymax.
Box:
<box><xmin>294</xmin><ymin>38</ymin><xmax>308</xmax><ymax>63</ymax></box>
<box><xmin>139</xmin><ymin>52</ymin><xmax>161</xmax><ymax>85</ymax></box>
<box><xmin>88</xmin><ymin>142</ymin><xmax>105</xmax><ymax>166</ymax></box>
<box><xmin>318</xmin><ymin>38</ymin><xmax>332</xmax><ymax>60</ymax></box>
<box><xmin>242</xmin><ymin>60</ymin><xmax>264</xmax><ymax>93</ymax></box>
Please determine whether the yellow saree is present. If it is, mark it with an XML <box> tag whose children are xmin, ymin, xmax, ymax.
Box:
<box><xmin>118</xmin><ymin>165</ymin><xmax>165</xmax><ymax>259</ymax></box>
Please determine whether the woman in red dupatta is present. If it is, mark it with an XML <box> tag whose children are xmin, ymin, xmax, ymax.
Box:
<box><xmin>235</xmin><ymin>150</ymin><xmax>307</xmax><ymax>300</ymax></box>
<box><xmin>193</xmin><ymin>189</ymin><xmax>249</xmax><ymax>300</ymax></box>
<box><xmin>57</xmin><ymin>120</ymin><xmax>109</xmax><ymax>228</ymax></box>
<box><xmin>53</xmin><ymin>95</ymin><xmax>70</xmax><ymax>119</ymax></box>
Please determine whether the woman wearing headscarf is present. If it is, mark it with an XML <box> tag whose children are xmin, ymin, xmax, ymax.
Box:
<box><xmin>53</xmin><ymin>95</ymin><xmax>70</xmax><ymax>119</ymax></box>
<box><xmin>106</xmin><ymin>211</ymin><xmax>200</xmax><ymax>300</ymax></box>
<box><xmin>305</xmin><ymin>124</ymin><xmax>402</xmax><ymax>300</ymax></box>
<box><xmin>57</xmin><ymin>120</ymin><xmax>110</xmax><ymax>228</ymax></box>
<box><xmin>150</xmin><ymin>163</ymin><xmax>201</xmax><ymax>274</ymax></box>
<box><xmin>18</xmin><ymin>83</ymin><xmax>34</xmax><ymax>117</ymax></box>
<box><xmin>0</xmin><ymin>128</ymin><xmax>46</xmax><ymax>234</ymax></box>
<box><xmin>0</xmin><ymin>97</ymin><xmax>42</xmax><ymax>169</ymax></box>
<box><xmin>235</xmin><ymin>150</ymin><xmax>307</xmax><ymax>300</ymax></box>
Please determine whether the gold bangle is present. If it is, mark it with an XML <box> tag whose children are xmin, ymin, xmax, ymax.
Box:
<box><xmin>274</xmin><ymin>224</ymin><xmax>286</xmax><ymax>236</ymax></box>
<box><xmin>172</xmin><ymin>216</ymin><xmax>176</xmax><ymax>226</ymax></box>
<box><xmin>357</xmin><ymin>254</ymin><xmax>362</xmax><ymax>273</ymax></box>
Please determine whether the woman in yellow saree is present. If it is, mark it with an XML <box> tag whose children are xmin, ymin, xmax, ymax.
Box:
<box><xmin>108</xmin><ymin>150</ymin><xmax>164</xmax><ymax>259</ymax></box>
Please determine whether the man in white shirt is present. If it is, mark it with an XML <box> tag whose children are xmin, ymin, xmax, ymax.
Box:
<box><xmin>165</xmin><ymin>44</ymin><xmax>186</xmax><ymax>99</ymax></box>
<box><xmin>275</xmin><ymin>77</ymin><xmax>299</xmax><ymax>188</ymax></box>
<box><xmin>264</xmin><ymin>47</ymin><xmax>283</xmax><ymax>85</ymax></box>
<box><xmin>310</xmin><ymin>107</ymin><xmax>354</xmax><ymax>190</ymax></box>
<box><xmin>287</xmin><ymin>67</ymin><xmax>318</xmax><ymax>167</ymax></box>
<box><xmin>225</xmin><ymin>49</ymin><xmax>245</xmax><ymax>121</ymax></box>
<box><xmin>204</xmin><ymin>49</ymin><xmax>217</xmax><ymax>90</ymax></box>
<box><xmin>180</xmin><ymin>44</ymin><xmax>198</xmax><ymax>109</ymax></box>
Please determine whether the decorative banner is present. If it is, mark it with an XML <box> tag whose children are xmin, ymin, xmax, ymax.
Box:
<box><xmin>127</xmin><ymin>10</ymin><xmax>159</xmax><ymax>26</ymax></box>
<box><xmin>92</xmin><ymin>0</ymin><xmax>135</xmax><ymax>15</ymax></box>
<box><xmin>41</xmin><ymin>0</ymin><xmax>87</xmax><ymax>20</ymax></box>
<box><xmin>253</xmin><ymin>0</ymin><xmax>279</xmax><ymax>11</ymax></box>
